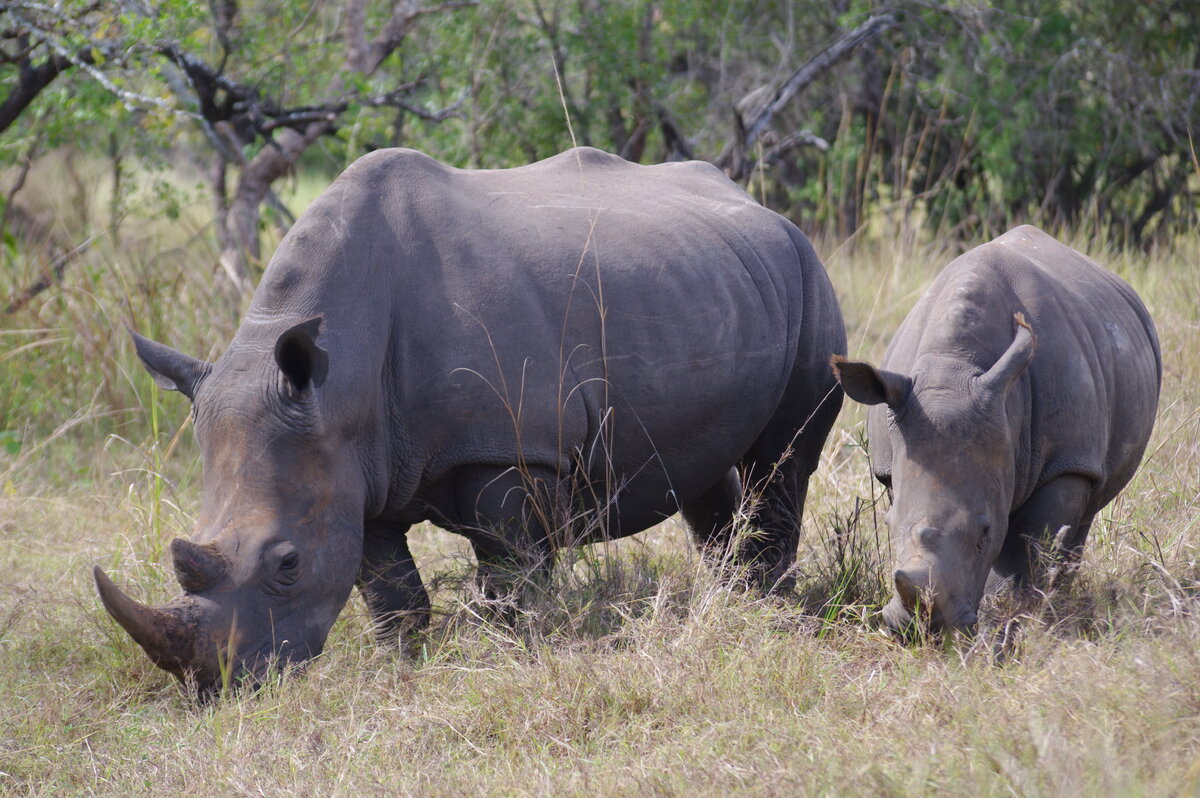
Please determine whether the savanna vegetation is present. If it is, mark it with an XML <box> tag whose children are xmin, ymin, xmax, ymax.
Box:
<box><xmin>1</xmin><ymin>1</ymin><xmax>1197</xmax><ymax>794</ymax></box>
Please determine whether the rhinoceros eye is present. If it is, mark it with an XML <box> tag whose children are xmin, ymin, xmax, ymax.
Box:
<box><xmin>279</xmin><ymin>552</ymin><xmax>300</xmax><ymax>582</ymax></box>
<box><xmin>265</xmin><ymin>542</ymin><xmax>301</xmax><ymax>589</ymax></box>
<box><xmin>976</xmin><ymin>517</ymin><xmax>991</xmax><ymax>550</ymax></box>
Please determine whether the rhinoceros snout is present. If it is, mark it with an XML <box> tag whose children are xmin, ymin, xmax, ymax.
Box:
<box><xmin>887</xmin><ymin>563</ymin><xmax>978</xmax><ymax>633</ymax></box>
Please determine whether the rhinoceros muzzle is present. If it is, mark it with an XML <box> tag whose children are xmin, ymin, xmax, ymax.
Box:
<box><xmin>886</xmin><ymin>561</ymin><xmax>978</xmax><ymax>634</ymax></box>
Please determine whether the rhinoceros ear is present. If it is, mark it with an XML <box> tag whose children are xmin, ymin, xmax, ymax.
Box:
<box><xmin>831</xmin><ymin>355</ymin><xmax>911</xmax><ymax>409</ymax></box>
<box><xmin>978</xmin><ymin>312</ymin><xmax>1036</xmax><ymax>398</ymax></box>
<box><xmin>131</xmin><ymin>331</ymin><xmax>210</xmax><ymax>402</ymax></box>
<box><xmin>275</xmin><ymin>316</ymin><xmax>328</xmax><ymax>395</ymax></box>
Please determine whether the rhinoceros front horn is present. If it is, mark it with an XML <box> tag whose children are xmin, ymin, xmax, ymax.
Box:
<box><xmin>93</xmin><ymin>566</ymin><xmax>197</xmax><ymax>675</ymax></box>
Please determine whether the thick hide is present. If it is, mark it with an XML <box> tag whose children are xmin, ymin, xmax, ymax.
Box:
<box><xmin>835</xmin><ymin>225</ymin><xmax>1160</xmax><ymax>631</ymax></box>
<box><xmin>98</xmin><ymin>147</ymin><xmax>847</xmax><ymax>691</ymax></box>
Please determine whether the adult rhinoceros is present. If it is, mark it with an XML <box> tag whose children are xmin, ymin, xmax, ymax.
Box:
<box><xmin>833</xmin><ymin>225</ymin><xmax>1160</xmax><ymax>632</ymax></box>
<box><xmin>95</xmin><ymin>147</ymin><xmax>846</xmax><ymax>690</ymax></box>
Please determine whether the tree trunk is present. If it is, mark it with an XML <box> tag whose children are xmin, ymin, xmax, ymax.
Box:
<box><xmin>212</xmin><ymin>0</ymin><xmax>465</xmax><ymax>292</ymax></box>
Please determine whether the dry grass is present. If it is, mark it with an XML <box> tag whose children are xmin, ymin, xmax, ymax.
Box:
<box><xmin>0</xmin><ymin>165</ymin><xmax>1198</xmax><ymax>795</ymax></box>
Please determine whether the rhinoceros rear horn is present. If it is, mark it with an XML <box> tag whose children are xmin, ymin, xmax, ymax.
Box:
<box><xmin>171</xmin><ymin>538</ymin><xmax>228</xmax><ymax>593</ymax></box>
<box><xmin>979</xmin><ymin>312</ymin><xmax>1037</xmax><ymax>398</ymax></box>
<box><xmin>130</xmin><ymin>331</ymin><xmax>211</xmax><ymax>401</ymax></box>
<box><xmin>94</xmin><ymin>566</ymin><xmax>196</xmax><ymax>674</ymax></box>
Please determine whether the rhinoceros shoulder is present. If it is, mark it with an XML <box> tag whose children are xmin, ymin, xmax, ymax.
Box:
<box><xmin>343</xmin><ymin>147</ymin><xmax>449</xmax><ymax>178</ymax></box>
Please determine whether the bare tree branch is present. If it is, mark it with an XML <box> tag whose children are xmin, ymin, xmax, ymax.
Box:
<box><xmin>0</xmin><ymin>48</ymin><xmax>79</xmax><ymax>133</ymax></box>
<box><xmin>718</xmin><ymin>11</ymin><xmax>898</xmax><ymax>179</ymax></box>
<box><xmin>11</xmin><ymin>10</ymin><xmax>195</xmax><ymax>121</ymax></box>
<box><xmin>0</xmin><ymin>143</ymin><xmax>36</xmax><ymax>240</ymax></box>
<box><xmin>763</xmin><ymin>130</ymin><xmax>830</xmax><ymax>164</ymax></box>
<box><xmin>392</xmin><ymin>92</ymin><xmax>467</xmax><ymax>122</ymax></box>
<box><xmin>4</xmin><ymin>235</ymin><xmax>95</xmax><ymax>315</ymax></box>
<box><xmin>213</xmin><ymin>0</ymin><xmax>475</xmax><ymax>288</ymax></box>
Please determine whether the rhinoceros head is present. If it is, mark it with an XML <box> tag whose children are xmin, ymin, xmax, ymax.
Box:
<box><xmin>96</xmin><ymin>317</ymin><xmax>367</xmax><ymax>693</ymax></box>
<box><xmin>833</xmin><ymin>315</ymin><xmax>1036</xmax><ymax>633</ymax></box>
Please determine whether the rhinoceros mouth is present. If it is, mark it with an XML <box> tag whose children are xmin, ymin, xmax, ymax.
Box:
<box><xmin>192</xmin><ymin>637</ymin><xmax>319</xmax><ymax>697</ymax></box>
<box><xmin>881</xmin><ymin>593</ymin><xmax>978</xmax><ymax>637</ymax></box>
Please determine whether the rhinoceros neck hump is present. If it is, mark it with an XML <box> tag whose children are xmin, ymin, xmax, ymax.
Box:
<box><xmin>905</xmin><ymin>262</ymin><xmax>1021</xmax><ymax>379</ymax></box>
<box><xmin>247</xmin><ymin>149</ymin><xmax>454</xmax><ymax>324</ymax></box>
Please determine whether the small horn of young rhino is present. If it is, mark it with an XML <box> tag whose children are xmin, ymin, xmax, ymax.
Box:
<box><xmin>93</xmin><ymin>566</ymin><xmax>197</xmax><ymax>676</ymax></box>
<box><xmin>978</xmin><ymin>312</ymin><xmax>1038</xmax><ymax>396</ymax></box>
<box><xmin>893</xmin><ymin>565</ymin><xmax>931</xmax><ymax>610</ymax></box>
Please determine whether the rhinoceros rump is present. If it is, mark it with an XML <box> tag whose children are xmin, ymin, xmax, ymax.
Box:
<box><xmin>96</xmin><ymin>147</ymin><xmax>846</xmax><ymax>690</ymax></box>
<box><xmin>833</xmin><ymin>226</ymin><xmax>1160</xmax><ymax>632</ymax></box>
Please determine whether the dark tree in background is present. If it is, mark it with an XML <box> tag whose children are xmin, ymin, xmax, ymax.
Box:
<box><xmin>1</xmin><ymin>0</ymin><xmax>471</xmax><ymax>293</ymax></box>
<box><xmin>412</xmin><ymin>0</ymin><xmax>1198</xmax><ymax>245</ymax></box>
<box><xmin>1</xmin><ymin>0</ymin><xmax>1197</xmax><ymax>297</ymax></box>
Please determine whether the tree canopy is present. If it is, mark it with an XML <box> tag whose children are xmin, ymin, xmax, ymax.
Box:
<box><xmin>1</xmin><ymin>0</ymin><xmax>1197</xmax><ymax>286</ymax></box>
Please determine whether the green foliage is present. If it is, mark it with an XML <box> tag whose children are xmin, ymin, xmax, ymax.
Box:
<box><xmin>892</xmin><ymin>1</ymin><xmax>1199</xmax><ymax>241</ymax></box>
<box><xmin>4</xmin><ymin>1</ymin><xmax>1195</xmax><ymax>245</ymax></box>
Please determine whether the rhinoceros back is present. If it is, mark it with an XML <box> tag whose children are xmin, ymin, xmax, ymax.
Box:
<box><xmin>989</xmin><ymin>226</ymin><xmax>1160</xmax><ymax>512</ymax></box>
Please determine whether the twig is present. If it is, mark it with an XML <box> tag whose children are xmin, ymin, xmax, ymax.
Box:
<box><xmin>12</xmin><ymin>10</ymin><xmax>196</xmax><ymax>121</ymax></box>
<box><xmin>0</xmin><ymin>146</ymin><xmax>35</xmax><ymax>241</ymax></box>
<box><xmin>718</xmin><ymin>11</ymin><xmax>898</xmax><ymax>179</ymax></box>
<box><xmin>4</xmin><ymin>235</ymin><xmax>96</xmax><ymax>315</ymax></box>
<box><xmin>762</xmin><ymin>129</ymin><xmax>830</xmax><ymax>165</ymax></box>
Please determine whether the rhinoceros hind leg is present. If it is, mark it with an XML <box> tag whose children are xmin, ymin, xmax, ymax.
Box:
<box><xmin>731</xmin><ymin>373</ymin><xmax>842</xmax><ymax>594</ymax></box>
<box><xmin>357</xmin><ymin>523</ymin><xmax>430</xmax><ymax>654</ymax></box>
<box><xmin>994</xmin><ymin>474</ymin><xmax>1093</xmax><ymax>587</ymax></box>
<box><xmin>685</xmin><ymin>458</ymin><xmax>811</xmax><ymax>593</ymax></box>
<box><xmin>682</xmin><ymin>467</ymin><xmax>740</xmax><ymax>564</ymax></box>
<box><xmin>740</xmin><ymin>459</ymin><xmax>811</xmax><ymax>593</ymax></box>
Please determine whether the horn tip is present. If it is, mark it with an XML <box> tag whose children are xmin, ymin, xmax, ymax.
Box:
<box><xmin>93</xmin><ymin>565</ymin><xmax>134</xmax><ymax>623</ymax></box>
<box><xmin>93</xmin><ymin>564</ymin><xmax>115</xmax><ymax>598</ymax></box>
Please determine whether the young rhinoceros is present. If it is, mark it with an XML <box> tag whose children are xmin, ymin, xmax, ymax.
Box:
<box><xmin>833</xmin><ymin>226</ymin><xmax>1160</xmax><ymax>632</ymax></box>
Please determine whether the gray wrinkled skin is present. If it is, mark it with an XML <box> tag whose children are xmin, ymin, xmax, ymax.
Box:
<box><xmin>834</xmin><ymin>226</ymin><xmax>1160</xmax><ymax>632</ymax></box>
<box><xmin>97</xmin><ymin>147</ymin><xmax>846</xmax><ymax>692</ymax></box>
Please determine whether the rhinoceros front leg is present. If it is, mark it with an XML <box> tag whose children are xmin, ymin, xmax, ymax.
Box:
<box><xmin>450</xmin><ymin>465</ymin><xmax>556</xmax><ymax>615</ymax></box>
<box><xmin>993</xmin><ymin>474</ymin><xmax>1094</xmax><ymax>588</ymax></box>
<box><xmin>357</xmin><ymin>523</ymin><xmax>431</xmax><ymax>652</ymax></box>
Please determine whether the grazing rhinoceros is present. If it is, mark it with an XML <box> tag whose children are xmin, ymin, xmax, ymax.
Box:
<box><xmin>833</xmin><ymin>225</ymin><xmax>1160</xmax><ymax>632</ymax></box>
<box><xmin>95</xmin><ymin>147</ymin><xmax>846</xmax><ymax>691</ymax></box>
